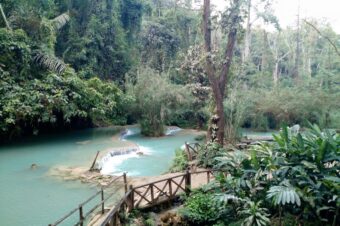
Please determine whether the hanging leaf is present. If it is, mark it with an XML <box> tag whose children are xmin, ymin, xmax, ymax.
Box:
<box><xmin>267</xmin><ymin>183</ymin><xmax>301</xmax><ymax>206</ymax></box>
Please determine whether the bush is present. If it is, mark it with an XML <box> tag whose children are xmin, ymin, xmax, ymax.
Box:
<box><xmin>197</xmin><ymin>142</ymin><xmax>226</xmax><ymax>168</ymax></box>
<box><xmin>168</xmin><ymin>148</ymin><xmax>189</xmax><ymax>173</ymax></box>
<box><xmin>180</xmin><ymin>191</ymin><xmax>224</xmax><ymax>225</ymax></box>
<box><xmin>126</xmin><ymin>67</ymin><xmax>192</xmax><ymax>137</ymax></box>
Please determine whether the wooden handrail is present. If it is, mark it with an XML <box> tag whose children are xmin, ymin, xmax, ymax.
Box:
<box><xmin>99</xmin><ymin>169</ymin><xmax>216</xmax><ymax>226</ymax></box>
<box><xmin>49</xmin><ymin>173</ymin><xmax>127</xmax><ymax>226</ymax></box>
<box><xmin>133</xmin><ymin>173</ymin><xmax>187</xmax><ymax>189</ymax></box>
<box><xmin>100</xmin><ymin>191</ymin><xmax>132</xmax><ymax>226</ymax></box>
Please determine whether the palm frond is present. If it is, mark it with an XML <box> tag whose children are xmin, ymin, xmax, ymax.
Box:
<box><xmin>267</xmin><ymin>182</ymin><xmax>301</xmax><ymax>206</ymax></box>
<box><xmin>216</xmin><ymin>194</ymin><xmax>243</xmax><ymax>203</ymax></box>
<box><xmin>51</xmin><ymin>12</ymin><xmax>70</xmax><ymax>30</ymax></box>
<box><xmin>33</xmin><ymin>52</ymin><xmax>66</xmax><ymax>74</ymax></box>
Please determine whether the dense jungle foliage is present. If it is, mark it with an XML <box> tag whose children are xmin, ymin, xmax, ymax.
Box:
<box><xmin>1</xmin><ymin>1</ymin><xmax>339</xmax><ymax>225</ymax></box>
<box><xmin>178</xmin><ymin>125</ymin><xmax>339</xmax><ymax>226</ymax></box>
<box><xmin>0</xmin><ymin>0</ymin><xmax>339</xmax><ymax>140</ymax></box>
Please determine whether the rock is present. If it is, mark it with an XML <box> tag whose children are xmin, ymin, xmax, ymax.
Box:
<box><xmin>30</xmin><ymin>163</ymin><xmax>37</xmax><ymax>169</ymax></box>
<box><xmin>136</xmin><ymin>151</ymin><xmax>144</xmax><ymax>156</ymax></box>
<box><xmin>160</xmin><ymin>212</ymin><xmax>183</xmax><ymax>226</ymax></box>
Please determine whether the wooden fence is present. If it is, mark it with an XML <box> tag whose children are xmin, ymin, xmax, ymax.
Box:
<box><xmin>184</xmin><ymin>142</ymin><xmax>201</xmax><ymax>161</ymax></box>
<box><xmin>48</xmin><ymin>174</ymin><xmax>127</xmax><ymax>226</ymax></box>
<box><xmin>99</xmin><ymin>169</ymin><xmax>214</xmax><ymax>226</ymax></box>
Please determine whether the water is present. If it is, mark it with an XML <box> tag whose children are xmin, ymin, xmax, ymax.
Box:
<box><xmin>101</xmin><ymin>127</ymin><xmax>197</xmax><ymax>176</ymax></box>
<box><xmin>0</xmin><ymin>127</ymin><xmax>273</xmax><ymax>226</ymax></box>
<box><xmin>0</xmin><ymin>127</ymin><xmax>197</xmax><ymax>226</ymax></box>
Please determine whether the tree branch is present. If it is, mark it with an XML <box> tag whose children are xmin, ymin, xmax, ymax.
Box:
<box><xmin>0</xmin><ymin>4</ymin><xmax>11</xmax><ymax>30</ymax></box>
<box><xmin>304</xmin><ymin>19</ymin><xmax>340</xmax><ymax>57</ymax></box>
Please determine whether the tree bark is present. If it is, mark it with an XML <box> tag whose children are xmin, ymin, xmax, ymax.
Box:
<box><xmin>242</xmin><ymin>0</ymin><xmax>252</xmax><ymax>62</ymax></box>
<box><xmin>203</xmin><ymin>0</ymin><xmax>240</xmax><ymax>145</ymax></box>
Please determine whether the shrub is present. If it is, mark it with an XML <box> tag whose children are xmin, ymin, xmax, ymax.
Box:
<box><xmin>126</xmin><ymin>67</ymin><xmax>192</xmax><ymax>137</ymax></box>
<box><xmin>180</xmin><ymin>191</ymin><xmax>224</xmax><ymax>225</ymax></box>
<box><xmin>168</xmin><ymin>148</ymin><xmax>189</xmax><ymax>173</ymax></box>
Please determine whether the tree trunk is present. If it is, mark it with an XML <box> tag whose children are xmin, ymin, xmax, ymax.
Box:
<box><xmin>203</xmin><ymin>0</ymin><xmax>240</xmax><ymax>145</ymax></box>
<box><xmin>293</xmin><ymin>2</ymin><xmax>301</xmax><ymax>79</ymax></box>
<box><xmin>243</xmin><ymin>0</ymin><xmax>252</xmax><ymax>62</ymax></box>
<box><xmin>273</xmin><ymin>60</ymin><xmax>279</xmax><ymax>85</ymax></box>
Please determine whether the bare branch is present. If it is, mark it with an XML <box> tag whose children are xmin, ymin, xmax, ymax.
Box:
<box><xmin>0</xmin><ymin>4</ymin><xmax>11</xmax><ymax>30</ymax></box>
<box><xmin>304</xmin><ymin>19</ymin><xmax>340</xmax><ymax>57</ymax></box>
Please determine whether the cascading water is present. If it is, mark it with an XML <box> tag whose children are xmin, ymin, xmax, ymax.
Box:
<box><xmin>165</xmin><ymin>126</ymin><xmax>182</xmax><ymax>136</ymax></box>
<box><xmin>99</xmin><ymin>127</ymin><xmax>188</xmax><ymax>176</ymax></box>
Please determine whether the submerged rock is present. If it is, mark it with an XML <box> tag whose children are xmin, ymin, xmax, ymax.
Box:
<box><xmin>48</xmin><ymin>166</ymin><xmax>116</xmax><ymax>187</ymax></box>
<box><xmin>30</xmin><ymin>163</ymin><xmax>38</xmax><ymax>170</ymax></box>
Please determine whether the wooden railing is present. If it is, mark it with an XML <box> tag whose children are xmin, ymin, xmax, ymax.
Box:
<box><xmin>184</xmin><ymin>142</ymin><xmax>201</xmax><ymax>161</ymax></box>
<box><xmin>100</xmin><ymin>169</ymin><xmax>214</xmax><ymax>226</ymax></box>
<box><xmin>48</xmin><ymin>173</ymin><xmax>127</xmax><ymax>226</ymax></box>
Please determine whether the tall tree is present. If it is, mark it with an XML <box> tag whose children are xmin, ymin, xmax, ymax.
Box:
<box><xmin>203</xmin><ymin>0</ymin><xmax>243</xmax><ymax>144</ymax></box>
<box><xmin>293</xmin><ymin>1</ymin><xmax>301</xmax><ymax>79</ymax></box>
<box><xmin>242</xmin><ymin>0</ymin><xmax>278</xmax><ymax>63</ymax></box>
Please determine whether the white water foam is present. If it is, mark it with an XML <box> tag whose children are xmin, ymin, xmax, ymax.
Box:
<box><xmin>100</xmin><ymin>145</ymin><xmax>153</xmax><ymax>176</ymax></box>
<box><xmin>165</xmin><ymin>127</ymin><xmax>182</xmax><ymax>136</ymax></box>
<box><xmin>120</xmin><ymin>129</ymin><xmax>138</xmax><ymax>141</ymax></box>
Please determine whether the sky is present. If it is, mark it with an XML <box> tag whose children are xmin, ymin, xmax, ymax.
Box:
<box><xmin>209</xmin><ymin>0</ymin><xmax>340</xmax><ymax>33</ymax></box>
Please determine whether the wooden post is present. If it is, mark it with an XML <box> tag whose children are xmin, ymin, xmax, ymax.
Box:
<box><xmin>101</xmin><ymin>187</ymin><xmax>105</xmax><ymax>214</ymax></box>
<box><xmin>79</xmin><ymin>205</ymin><xmax>84</xmax><ymax>226</ymax></box>
<box><xmin>109</xmin><ymin>214</ymin><xmax>114</xmax><ymax>226</ymax></box>
<box><xmin>168</xmin><ymin>179</ymin><xmax>172</xmax><ymax>198</ymax></box>
<box><xmin>115</xmin><ymin>212</ymin><xmax>120</xmax><ymax>226</ymax></box>
<box><xmin>129</xmin><ymin>185</ymin><xmax>134</xmax><ymax>210</ymax></box>
<box><xmin>89</xmin><ymin>151</ymin><xmax>100</xmax><ymax>171</ymax></box>
<box><xmin>185</xmin><ymin>170</ymin><xmax>191</xmax><ymax>195</ymax></box>
<box><xmin>123</xmin><ymin>173</ymin><xmax>128</xmax><ymax>193</ymax></box>
<box><xmin>207</xmin><ymin>171</ymin><xmax>210</xmax><ymax>183</ymax></box>
<box><xmin>150</xmin><ymin>184</ymin><xmax>155</xmax><ymax>204</ymax></box>
<box><xmin>112</xmin><ymin>213</ymin><xmax>117</xmax><ymax>226</ymax></box>
<box><xmin>185</xmin><ymin>142</ymin><xmax>192</xmax><ymax>161</ymax></box>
